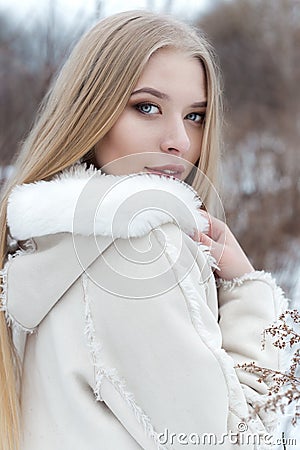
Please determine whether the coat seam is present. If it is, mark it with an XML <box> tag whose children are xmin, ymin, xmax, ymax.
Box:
<box><xmin>154</xmin><ymin>228</ymin><xmax>274</xmax><ymax>437</ymax></box>
<box><xmin>0</xmin><ymin>240</ymin><xmax>37</xmax><ymax>334</ymax></box>
<box><xmin>81</xmin><ymin>273</ymin><xmax>168</xmax><ymax>450</ymax></box>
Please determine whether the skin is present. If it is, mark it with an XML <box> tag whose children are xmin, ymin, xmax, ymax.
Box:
<box><xmin>194</xmin><ymin>213</ymin><xmax>255</xmax><ymax>280</ymax></box>
<box><xmin>95</xmin><ymin>48</ymin><xmax>206</xmax><ymax>179</ymax></box>
<box><xmin>95</xmin><ymin>48</ymin><xmax>254</xmax><ymax>280</ymax></box>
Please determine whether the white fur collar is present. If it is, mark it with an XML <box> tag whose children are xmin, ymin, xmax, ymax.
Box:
<box><xmin>7</xmin><ymin>164</ymin><xmax>207</xmax><ymax>241</ymax></box>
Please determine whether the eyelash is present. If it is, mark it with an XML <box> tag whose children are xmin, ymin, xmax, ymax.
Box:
<box><xmin>186</xmin><ymin>112</ymin><xmax>206</xmax><ymax>125</ymax></box>
<box><xmin>135</xmin><ymin>102</ymin><xmax>160</xmax><ymax>115</ymax></box>
<box><xmin>134</xmin><ymin>102</ymin><xmax>206</xmax><ymax>125</ymax></box>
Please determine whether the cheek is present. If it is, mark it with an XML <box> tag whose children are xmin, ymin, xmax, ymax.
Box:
<box><xmin>105</xmin><ymin>116</ymin><xmax>144</xmax><ymax>152</ymax></box>
<box><xmin>97</xmin><ymin>122</ymin><xmax>131</xmax><ymax>159</ymax></box>
<box><xmin>95</xmin><ymin>119</ymin><xmax>151</xmax><ymax>169</ymax></box>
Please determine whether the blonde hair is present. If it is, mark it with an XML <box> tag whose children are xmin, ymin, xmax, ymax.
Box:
<box><xmin>0</xmin><ymin>10</ymin><xmax>222</xmax><ymax>449</ymax></box>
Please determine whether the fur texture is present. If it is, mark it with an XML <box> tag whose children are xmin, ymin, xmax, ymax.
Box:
<box><xmin>7</xmin><ymin>165</ymin><xmax>208</xmax><ymax>241</ymax></box>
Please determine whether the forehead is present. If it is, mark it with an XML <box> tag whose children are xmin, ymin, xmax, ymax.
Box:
<box><xmin>134</xmin><ymin>48</ymin><xmax>206</xmax><ymax>98</ymax></box>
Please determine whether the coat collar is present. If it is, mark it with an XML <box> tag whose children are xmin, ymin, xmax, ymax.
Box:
<box><xmin>7</xmin><ymin>164</ymin><xmax>207</xmax><ymax>241</ymax></box>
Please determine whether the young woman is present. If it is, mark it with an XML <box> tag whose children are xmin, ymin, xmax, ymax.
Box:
<box><xmin>0</xmin><ymin>10</ymin><xmax>287</xmax><ymax>450</ymax></box>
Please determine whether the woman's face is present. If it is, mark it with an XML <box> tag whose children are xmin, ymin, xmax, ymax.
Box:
<box><xmin>95</xmin><ymin>48</ymin><xmax>207</xmax><ymax>180</ymax></box>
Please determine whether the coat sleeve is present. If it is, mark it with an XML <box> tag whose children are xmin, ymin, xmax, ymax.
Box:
<box><xmin>81</xmin><ymin>223</ymin><xmax>233</xmax><ymax>450</ymax></box>
<box><xmin>217</xmin><ymin>271</ymin><xmax>289</xmax><ymax>429</ymax></box>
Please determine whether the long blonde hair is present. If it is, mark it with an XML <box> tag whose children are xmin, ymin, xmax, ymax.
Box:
<box><xmin>0</xmin><ymin>10</ymin><xmax>222</xmax><ymax>449</ymax></box>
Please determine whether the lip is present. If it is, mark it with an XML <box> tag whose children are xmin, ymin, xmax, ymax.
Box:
<box><xmin>144</xmin><ymin>164</ymin><xmax>185</xmax><ymax>180</ymax></box>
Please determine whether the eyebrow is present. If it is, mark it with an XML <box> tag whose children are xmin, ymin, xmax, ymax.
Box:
<box><xmin>131</xmin><ymin>87</ymin><xmax>207</xmax><ymax>108</ymax></box>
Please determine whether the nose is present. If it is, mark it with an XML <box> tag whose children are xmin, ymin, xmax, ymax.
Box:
<box><xmin>160</xmin><ymin>118</ymin><xmax>190</xmax><ymax>156</ymax></box>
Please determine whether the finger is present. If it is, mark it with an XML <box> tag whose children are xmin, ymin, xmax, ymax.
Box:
<box><xmin>199</xmin><ymin>210</ymin><xmax>212</xmax><ymax>237</ymax></box>
<box><xmin>197</xmin><ymin>232</ymin><xmax>213</xmax><ymax>248</ymax></box>
<box><xmin>199</xmin><ymin>211</ymin><xmax>225</xmax><ymax>242</ymax></box>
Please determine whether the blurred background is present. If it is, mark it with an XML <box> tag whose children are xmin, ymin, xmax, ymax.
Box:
<box><xmin>0</xmin><ymin>0</ymin><xmax>299</xmax><ymax>444</ymax></box>
<box><xmin>0</xmin><ymin>0</ymin><xmax>299</xmax><ymax>305</ymax></box>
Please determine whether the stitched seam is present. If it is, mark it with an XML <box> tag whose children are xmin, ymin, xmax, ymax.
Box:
<box><xmin>0</xmin><ymin>240</ymin><xmax>37</xmax><ymax>334</ymax></box>
<box><xmin>155</xmin><ymin>230</ymin><xmax>275</xmax><ymax>435</ymax></box>
<box><xmin>81</xmin><ymin>273</ymin><xmax>168</xmax><ymax>450</ymax></box>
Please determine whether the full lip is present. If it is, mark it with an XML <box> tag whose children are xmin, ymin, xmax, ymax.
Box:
<box><xmin>144</xmin><ymin>164</ymin><xmax>185</xmax><ymax>180</ymax></box>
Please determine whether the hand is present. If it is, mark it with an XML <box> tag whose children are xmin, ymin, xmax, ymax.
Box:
<box><xmin>193</xmin><ymin>212</ymin><xmax>255</xmax><ymax>280</ymax></box>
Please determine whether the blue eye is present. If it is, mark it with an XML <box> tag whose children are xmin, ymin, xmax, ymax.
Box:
<box><xmin>136</xmin><ymin>103</ymin><xmax>160</xmax><ymax>115</ymax></box>
<box><xmin>186</xmin><ymin>112</ymin><xmax>205</xmax><ymax>124</ymax></box>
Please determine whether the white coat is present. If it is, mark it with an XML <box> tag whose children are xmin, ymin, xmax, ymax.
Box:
<box><xmin>1</xmin><ymin>165</ymin><xmax>288</xmax><ymax>450</ymax></box>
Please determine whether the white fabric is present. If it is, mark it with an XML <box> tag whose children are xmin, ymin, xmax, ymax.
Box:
<box><xmin>1</xmin><ymin>165</ymin><xmax>288</xmax><ymax>450</ymax></box>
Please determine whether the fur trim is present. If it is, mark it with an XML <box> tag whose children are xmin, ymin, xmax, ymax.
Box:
<box><xmin>82</xmin><ymin>274</ymin><xmax>168</xmax><ymax>450</ymax></box>
<box><xmin>0</xmin><ymin>239</ymin><xmax>37</xmax><ymax>333</ymax></box>
<box><xmin>217</xmin><ymin>271</ymin><xmax>290</xmax><ymax>317</ymax></box>
<box><xmin>7</xmin><ymin>164</ymin><xmax>207</xmax><ymax>241</ymax></box>
<box><xmin>195</xmin><ymin>241</ymin><xmax>220</xmax><ymax>271</ymax></box>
